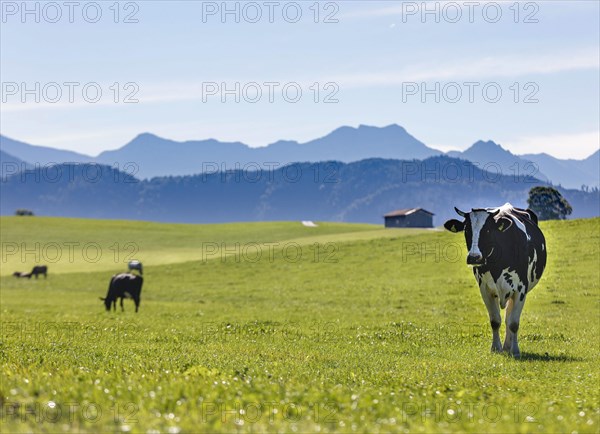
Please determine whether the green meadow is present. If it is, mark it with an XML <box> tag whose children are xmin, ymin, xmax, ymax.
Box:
<box><xmin>0</xmin><ymin>216</ymin><xmax>598</xmax><ymax>433</ymax></box>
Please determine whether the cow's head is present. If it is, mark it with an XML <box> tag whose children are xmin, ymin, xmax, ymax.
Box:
<box><xmin>444</xmin><ymin>207</ymin><xmax>513</xmax><ymax>266</ymax></box>
<box><xmin>99</xmin><ymin>296</ymin><xmax>111</xmax><ymax>311</ymax></box>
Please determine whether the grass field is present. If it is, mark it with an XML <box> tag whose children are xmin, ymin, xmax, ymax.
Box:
<box><xmin>1</xmin><ymin>217</ymin><xmax>598</xmax><ymax>433</ymax></box>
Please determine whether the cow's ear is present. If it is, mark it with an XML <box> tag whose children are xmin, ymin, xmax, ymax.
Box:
<box><xmin>444</xmin><ymin>219</ymin><xmax>464</xmax><ymax>233</ymax></box>
<box><xmin>496</xmin><ymin>217</ymin><xmax>513</xmax><ymax>232</ymax></box>
<box><xmin>525</xmin><ymin>208</ymin><xmax>539</xmax><ymax>225</ymax></box>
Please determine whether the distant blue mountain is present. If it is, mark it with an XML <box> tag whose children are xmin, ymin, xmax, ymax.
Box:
<box><xmin>0</xmin><ymin>150</ymin><xmax>31</xmax><ymax>177</ymax></box>
<box><xmin>447</xmin><ymin>140</ymin><xmax>551</xmax><ymax>183</ymax></box>
<box><xmin>1</xmin><ymin>125</ymin><xmax>598</xmax><ymax>188</ymax></box>
<box><xmin>93</xmin><ymin>124</ymin><xmax>441</xmax><ymax>178</ymax></box>
<box><xmin>0</xmin><ymin>135</ymin><xmax>92</xmax><ymax>165</ymax></box>
<box><xmin>447</xmin><ymin>140</ymin><xmax>600</xmax><ymax>188</ymax></box>
<box><xmin>520</xmin><ymin>150</ymin><xmax>599</xmax><ymax>190</ymax></box>
<box><xmin>1</xmin><ymin>157</ymin><xmax>598</xmax><ymax>224</ymax></box>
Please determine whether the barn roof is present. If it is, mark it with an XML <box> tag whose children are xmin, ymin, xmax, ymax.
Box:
<box><xmin>384</xmin><ymin>208</ymin><xmax>435</xmax><ymax>217</ymax></box>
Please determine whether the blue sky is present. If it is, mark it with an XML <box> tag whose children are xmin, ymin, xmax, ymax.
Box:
<box><xmin>1</xmin><ymin>1</ymin><xmax>599</xmax><ymax>158</ymax></box>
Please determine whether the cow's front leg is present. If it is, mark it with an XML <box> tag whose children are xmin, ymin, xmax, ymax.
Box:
<box><xmin>480</xmin><ymin>284</ymin><xmax>502</xmax><ymax>352</ymax></box>
<box><xmin>506</xmin><ymin>294</ymin><xmax>526</xmax><ymax>358</ymax></box>
<box><xmin>120</xmin><ymin>298</ymin><xmax>124</xmax><ymax>312</ymax></box>
<box><xmin>503</xmin><ymin>298</ymin><xmax>514</xmax><ymax>352</ymax></box>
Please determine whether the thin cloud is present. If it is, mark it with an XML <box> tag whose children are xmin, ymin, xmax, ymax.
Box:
<box><xmin>340</xmin><ymin>1</ymin><xmax>596</xmax><ymax>20</ymax></box>
<box><xmin>2</xmin><ymin>49</ymin><xmax>597</xmax><ymax>113</ymax></box>
<box><xmin>341</xmin><ymin>1</ymin><xmax>515</xmax><ymax>20</ymax></box>
<box><xmin>330</xmin><ymin>50</ymin><xmax>599</xmax><ymax>88</ymax></box>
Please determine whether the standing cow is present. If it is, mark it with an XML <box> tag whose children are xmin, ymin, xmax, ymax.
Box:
<box><xmin>444</xmin><ymin>203</ymin><xmax>546</xmax><ymax>357</ymax></box>
<box><xmin>100</xmin><ymin>273</ymin><xmax>143</xmax><ymax>313</ymax></box>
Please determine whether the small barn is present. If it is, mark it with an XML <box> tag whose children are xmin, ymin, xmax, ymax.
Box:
<box><xmin>384</xmin><ymin>208</ymin><xmax>434</xmax><ymax>228</ymax></box>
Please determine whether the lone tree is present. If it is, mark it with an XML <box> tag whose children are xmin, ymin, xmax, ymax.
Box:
<box><xmin>527</xmin><ymin>186</ymin><xmax>572</xmax><ymax>220</ymax></box>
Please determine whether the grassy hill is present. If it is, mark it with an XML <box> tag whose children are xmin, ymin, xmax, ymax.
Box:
<box><xmin>0</xmin><ymin>217</ymin><xmax>598</xmax><ymax>433</ymax></box>
<box><xmin>0</xmin><ymin>217</ymin><xmax>393</xmax><ymax>275</ymax></box>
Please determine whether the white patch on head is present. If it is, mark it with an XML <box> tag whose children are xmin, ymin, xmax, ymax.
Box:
<box><xmin>488</xmin><ymin>203</ymin><xmax>530</xmax><ymax>240</ymax></box>
<box><xmin>468</xmin><ymin>210</ymin><xmax>490</xmax><ymax>258</ymax></box>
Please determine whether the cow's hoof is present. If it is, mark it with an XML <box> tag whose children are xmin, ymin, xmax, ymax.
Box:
<box><xmin>491</xmin><ymin>345</ymin><xmax>503</xmax><ymax>353</ymax></box>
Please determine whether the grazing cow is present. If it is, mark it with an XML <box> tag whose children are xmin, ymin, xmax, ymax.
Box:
<box><xmin>12</xmin><ymin>266</ymin><xmax>47</xmax><ymax>279</ymax></box>
<box><xmin>29</xmin><ymin>265</ymin><xmax>48</xmax><ymax>279</ymax></box>
<box><xmin>128</xmin><ymin>260</ymin><xmax>143</xmax><ymax>275</ymax></box>
<box><xmin>444</xmin><ymin>203</ymin><xmax>546</xmax><ymax>357</ymax></box>
<box><xmin>100</xmin><ymin>273</ymin><xmax>143</xmax><ymax>313</ymax></box>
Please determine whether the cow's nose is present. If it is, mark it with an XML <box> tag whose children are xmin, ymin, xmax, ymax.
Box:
<box><xmin>467</xmin><ymin>253</ymin><xmax>483</xmax><ymax>265</ymax></box>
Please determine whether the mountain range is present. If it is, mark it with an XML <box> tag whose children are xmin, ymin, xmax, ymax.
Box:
<box><xmin>1</xmin><ymin>125</ymin><xmax>598</xmax><ymax>189</ymax></box>
<box><xmin>1</xmin><ymin>157</ymin><xmax>598</xmax><ymax>225</ymax></box>
<box><xmin>0</xmin><ymin>150</ymin><xmax>31</xmax><ymax>177</ymax></box>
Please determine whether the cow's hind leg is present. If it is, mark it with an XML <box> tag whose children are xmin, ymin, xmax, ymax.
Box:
<box><xmin>120</xmin><ymin>297</ymin><xmax>124</xmax><ymax>312</ymax></box>
<box><xmin>506</xmin><ymin>295</ymin><xmax>526</xmax><ymax>358</ymax></box>
<box><xmin>480</xmin><ymin>284</ymin><xmax>502</xmax><ymax>352</ymax></box>
<box><xmin>503</xmin><ymin>298</ymin><xmax>514</xmax><ymax>352</ymax></box>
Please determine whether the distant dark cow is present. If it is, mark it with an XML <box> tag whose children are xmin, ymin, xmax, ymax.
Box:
<box><xmin>444</xmin><ymin>203</ymin><xmax>546</xmax><ymax>357</ymax></box>
<box><xmin>13</xmin><ymin>265</ymin><xmax>47</xmax><ymax>279</ymax></box>
<box><xmin>100</xmin><ymin>273</ymin><xmax>143</xmax><ymax>312</ymax></box>
<box><xmin>29</xmin><ymin>265</ymin><xmax>48</xmax><ymax>279</ymax></box>
<box><xmin>128</xmin><ymin>260</ymin><xmax>143</xmax><ymax>275</ymax></box>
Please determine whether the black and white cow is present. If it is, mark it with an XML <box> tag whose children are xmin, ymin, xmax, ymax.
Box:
<box><xmin>12</xmin><ymin>265</ymin><xmax>48</xmax><ymax>279</ymax></box>
<box><xmin>444</xmin><ymin>203</ymin><xmax>546</xmax><ymax>357</ymax></box>
<box><xmin>100</xmin><ymin>273</ymin><xmax>143</xmax><ymax>313</ymax></box>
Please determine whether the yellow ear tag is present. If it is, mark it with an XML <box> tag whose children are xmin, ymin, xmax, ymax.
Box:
<box><xmin>498</xmin><ymin>222</ymin><xmax>504</xmax><ymax>231</ymax></box>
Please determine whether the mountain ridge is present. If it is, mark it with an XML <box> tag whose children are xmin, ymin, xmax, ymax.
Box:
<box><xmin>1</xmin><ymin>125</ymin><xmax>597</xmax><ymax>188</ymax></box>
<box><xmin>2</xmin><ymin>157</ymin><xmax>598</xmax><ymax>224</ymax></box>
